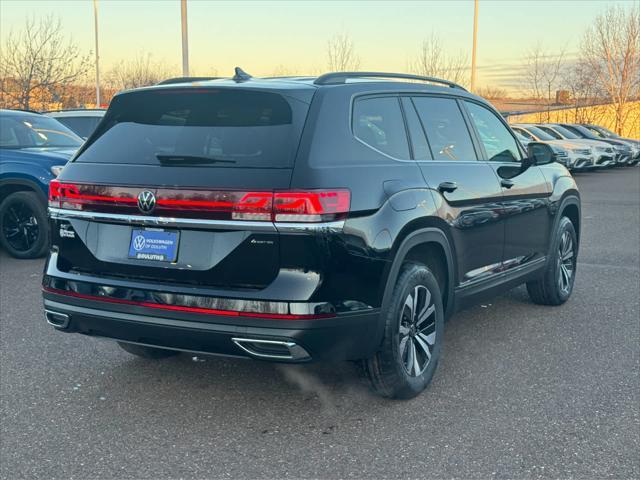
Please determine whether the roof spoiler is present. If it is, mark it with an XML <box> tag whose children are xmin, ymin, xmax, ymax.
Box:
<box><xmin>156</xmin><ymin>76</ymin><xmax>220</xmax><ymax>85</ymax></box>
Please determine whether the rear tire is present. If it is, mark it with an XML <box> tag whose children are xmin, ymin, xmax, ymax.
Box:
<box><xmin>527</xmin><ymin>216</ymin><xmax>577</xmax><ymax>306</ymax></box>
<box><xmin>117</xmin><ymin>342</ymin><xmax>180</xmax><ymax>359</ymax></box>
<box><xmin>0</xmin><ymin>191</ymin><xmax>49</xmax><ymax>259</ymax></box>
<box><xmin>363</xmin><ymin>262</ymin><xmax>444</xmax><ymax>399</ymax></box>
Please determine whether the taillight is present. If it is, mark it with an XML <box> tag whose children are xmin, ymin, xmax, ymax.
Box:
<box><xmin>49</xmin><ymin>181</ymin><xmax>350</xmax><ymax>223</ymax></box>
<box><xmin>273</xmin><ymin>190</ymin><xmax>350</xmax><ymax>222</ymax></box>
<box><xmin>49</xmin><ymin>180</ymin><xmax>83</xmax><ymax>209</ymax></box>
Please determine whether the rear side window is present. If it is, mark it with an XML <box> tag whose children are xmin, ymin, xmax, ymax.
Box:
<box><xmin>76</xmin><ymin>89</ymin><xmax>310</xmax><ymax>168</ymax></box>
<box><xmin>412</xmin><ymin>97</ymin><xmax>477</xmax><ymax>161</ymax></box>
<box><xmin>352</xmin><ymin>96</ymin><xmax>410</xmax><ymax>159</ymax></box>
<box><xmin>464</xmin><ymin>101</ymin><xmax>522</xmax><ymax>162</ymax></box>
<box><xmin>400</xmin><ymin>97</ymin><xmax>432</xmax><ymax>160</ymax></box>
<box><xmin>58</xmin><ymin>116</ymin><xmax>101</xmax><ymax>139</ymax></box>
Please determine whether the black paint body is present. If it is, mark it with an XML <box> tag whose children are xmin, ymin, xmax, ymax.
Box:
<box><xmin>43</xmin><ymin>77</ymin><xmax>581</xmax><ymax>362</ymax></box>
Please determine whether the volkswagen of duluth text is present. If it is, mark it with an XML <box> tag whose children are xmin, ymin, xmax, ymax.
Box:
<box><xmin>128</xmin><ymin>229</ymin><xmax>179</xmax><ymax>262</ymax></box>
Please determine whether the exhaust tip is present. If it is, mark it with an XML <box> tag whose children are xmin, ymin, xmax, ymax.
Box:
<box><xmin>232</xmin><ymin>337</ymin><xmax>311</xmax><ymax>361</ymax></box>
<box><xmin>44</xmin><ymin>309</ymin><xmax>70</xmax><ymax>329</ymax></box>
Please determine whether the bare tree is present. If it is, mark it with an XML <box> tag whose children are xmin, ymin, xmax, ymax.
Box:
<box><xmin>523</xmin><ymin>43</ymin><xmax>566</xmax><ymax>122</ymax></box>
<box><xmin>107</xmin><ymin>53</ymin><xmax>177</xmax><ymax>91</ymax></box>
<box><xmin>410</xmin><ymin>34</ymin><xmax>468</xmax><ymax>87</ymax></box>
<box><xmin>475</xmin><ymin>85</ymin><xmax>507</xmax><ymax>100</ymax></box>
<box><xmin>326</xmin><ymin>33</ymin><xmax>360</xmax><ymax>72</ymax></box>
<box><xmin>563</xmin><ymin>60</ymin><xmax>606</xmax><ymax>124</ymax></box>
<box><xmin>0</xmin><ymin>15</ymin><xmax>91</xmax><ymax>110</ymax></box>
<box><xmin>580</xmin><ymin>5</ymin><xmax>640</xmax><ymax>134</ymax></box>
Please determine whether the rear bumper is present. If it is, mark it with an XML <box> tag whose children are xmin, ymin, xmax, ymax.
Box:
<box><xmin>42</xmin><ymin>293</ymin><xmax>381</xmax><ymax>363</ymax></box>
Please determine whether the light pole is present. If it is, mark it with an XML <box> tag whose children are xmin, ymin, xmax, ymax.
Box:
<box><xmin>470</xmin><ymin>0</ymin><xmax>478</xmax><ymax>92</ymax></box>
<box><xmin>181</xmin><ymin>0</ymin><xmax>189</xmax><ymax>76</ymax></box>
<box><xmin>93</xmin><ymin>0</ymin><xmax>101</xmax><ymax>106</ymax></box>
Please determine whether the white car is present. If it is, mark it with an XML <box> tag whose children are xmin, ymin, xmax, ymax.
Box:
<box><xmin>534</xmin><ymin>124</ymin><xmax>616</xmax><ymax>168</ymax></box>
<box><xmin>512</xmin><ymin>125</ymin><xmax>595</xmax><ymax>171</ymax></box>
<box><xmin>44</xmin><ymin>109</ymin><xmax>106</xmax><ymax>140</ymax></box>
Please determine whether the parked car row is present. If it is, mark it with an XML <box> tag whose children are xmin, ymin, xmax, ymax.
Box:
<box><xmin>512</xmin><ymin>122</ymin><xmax>639</xmax><ymax>172</ymax></box>
<box><xmin>1</xmin><ymin>101</ymin><xmax>638</xmax><ymax>263</ymax></box>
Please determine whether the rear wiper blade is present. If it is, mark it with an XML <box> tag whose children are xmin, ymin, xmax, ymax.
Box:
<box><xmin>156</xmin><ymin>154</ymin><xmax>236</xmax><ymax>164</ymax></box>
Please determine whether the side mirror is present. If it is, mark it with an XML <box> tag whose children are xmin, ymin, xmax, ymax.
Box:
<box><xmin>526</xmin><ymin>142</ymin><xmax>557</xmax><ymax>167</ymax></box>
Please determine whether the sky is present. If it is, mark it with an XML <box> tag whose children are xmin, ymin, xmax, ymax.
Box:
<box><xmin>1</xmin><ymin>0</ymin><xmax>637</xmax><ymax>91</ymax></box>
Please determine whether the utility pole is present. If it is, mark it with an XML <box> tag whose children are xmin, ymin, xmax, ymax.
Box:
<box><xmin>181</xmin><ymin>0</ymin><xmax>189</xmax><ymax>76</ymax></box>
<box><xmin>93</xmin><ymin>0</ymin><xmax>101</xmax><ymax>106</ymax></box>
<box><xmin>470</xmin><ymin>0</ymin><xmax>479</xmax><ymax>92</ymax></box>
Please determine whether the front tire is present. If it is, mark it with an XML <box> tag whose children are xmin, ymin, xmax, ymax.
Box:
<box><xmin>363</xmin><ymin>263</ymin><xmax>444</xmax><ymax>399</ymax></box>
<box><xmin>117</xmin><ymin>342</ymin><xmax>180</xmax><ymax>359</ymax></box>
<box><xmin>0</xmin><ymin>191</ymin><xmax>49</xmax><ymax>259</ymax></box>
<box><xmin>527</xmin><ymin>216</ymin><xmax>578</xmax><ymax>306</ymax></box>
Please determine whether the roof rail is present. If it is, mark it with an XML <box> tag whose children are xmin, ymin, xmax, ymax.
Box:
<box><xmin>156</xmin><ymin>76</ymin><xmax>220</xmax><ymax>85</ymax></box>
<box><xmin>313</xmin><ymin>72</ymin><xmax>467</xmax><ymax>91</ymax></box>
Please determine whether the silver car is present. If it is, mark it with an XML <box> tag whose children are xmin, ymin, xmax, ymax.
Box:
<box><xmin>537</xmin><ymin>124</ymin><xmax>619</xmax><ymax>167</ymax></box>
<box><xmin>44</xmin><ymin>109</ymin><xmax>106</xmax><ymax>140</ymax></box>
<box><xmin>512</xmin><ymin>125</ymin><xmax>595</xmax><ymax>171</ymax></box>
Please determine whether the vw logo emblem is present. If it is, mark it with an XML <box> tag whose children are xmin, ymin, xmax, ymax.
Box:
<box><xmin>137</xmin><ymin>190</ymin><xmax>156</xmax><ymax>214</ymax></box>
<box><xmin>132</xmin><ymin>235</ymin><xmax>146</xmax><ymax>251</ymax></box>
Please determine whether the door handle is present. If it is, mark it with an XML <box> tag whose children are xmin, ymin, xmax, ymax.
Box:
<box><xmin>500</xmin><ymin>179</ymin><xmax>515</xmax><ymax>189</ymax></box>
<box><xmin>438</xmin><ymin>181</ymin><xmax>458</xmax><ymax>193</ymax></box>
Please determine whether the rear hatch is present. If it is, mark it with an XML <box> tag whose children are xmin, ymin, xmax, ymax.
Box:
<box><xmin>51</xmin><ymin>84</ymin><xmax>315</xmax><ymax>290</ymax></box>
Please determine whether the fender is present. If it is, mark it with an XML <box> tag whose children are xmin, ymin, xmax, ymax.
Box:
<box><xmin>546</xmin><ymin>191</ymin><xmax>581</xmax><ymax>262</ymax></box>
<box><xmin>374</xmin><ymin>228</ymin><xmax>455</xmax><ymax>345</ymax></box>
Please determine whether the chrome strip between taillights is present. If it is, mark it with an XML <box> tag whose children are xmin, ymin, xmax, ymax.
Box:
<box><xmin>48</xmin><ymin>208</ymin><xmax>345</xmax><ymax>233</ymax></box>
<box><xmin>49</xmin><ymin>207</ymin><xmax>277</xmax><ymax>232</ymax></box>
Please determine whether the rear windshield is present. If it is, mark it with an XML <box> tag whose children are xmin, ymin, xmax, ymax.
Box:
<box><xmin>75</xmin><ymin>89</ymin><xmax>310</xmax><ymax>168</ymax></box>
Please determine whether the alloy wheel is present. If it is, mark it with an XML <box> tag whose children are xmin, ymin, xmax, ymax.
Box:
<box><xmin>558</xmin><ymin>231</ymin><xmax>574</xmax><ymax>294</ymax></box>
<box><xmin>2</xmin><ymin>201</ymin><xmax>39</xmax><ymax>252</ymax></box>
<box><xmin>399</xmin><ymin>285</ymin><xmax>436</xmax><ymax>377</ymax></box>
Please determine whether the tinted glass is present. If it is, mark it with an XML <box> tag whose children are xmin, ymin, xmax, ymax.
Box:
<box><xmin>353</xmin><ymin>96</ymin><xmax>410</xmax><ymax>159</ymax></box>
<box><xmin>400</xmin><ymin>97</ymin><xmax>432</xmax><ymax>160</ymax></box>
<box><xmin>465</xmin><ymin>101</ymin><xmax>522</xmax><ymax>162</ymax></box>
<box><xmin>527</xmin><ymin>126</ymin><xmax>560</xmax><ymax>141</ymax></box>
<box><xmin>561</xmin><ymin>125</ymin><xmax>588</xmax><ymax>137</ymax></box>
<box><xmin>549</xmin><ymin>125</ymin><xmax>580</xmax><ymax>139</ymax></box>
<box><xmin>513</xmin><ymin>127</ymin><xmax>534</xmax><ymax>141</ymax></box>
<box><xmin>412</xmin><ymin>97</ymin><xmax>477</xmax><ymax>161</ymax></box>
<box><xmin>583</xmin><ymin>125</ymin><xmax>606</xmax><ymax>138</ymax></box>
<box><xmin>0</xmin><ymin>115</ymin><xmax>83</xmax><ymax>149</ymax></box>
<box><xmin>529</xmin><ymin>126</ymin><xmax>558</xmax><ymax>140</ymax></box>
<box><xmin>76</xmin><ymin>89</ymin><xmax>309</xmax><ymax>168</ymax></box>
<box><xmin>58</xmin><ymin>117</ymin><xmax>101</xmax><ymax>138</ymax></box>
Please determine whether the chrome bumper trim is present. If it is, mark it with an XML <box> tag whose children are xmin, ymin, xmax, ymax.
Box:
<box><xmin>49</xmin><ymin>208</ymin><xmax>277</xmax><ymax>232</ymax></box>
<box><xmin>49</xmin><ymin>208</ymin><xmax>346</xmax><ymax>233</ymax></box>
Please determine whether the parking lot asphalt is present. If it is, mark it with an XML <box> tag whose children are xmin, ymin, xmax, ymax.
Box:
<box><xmin>1</xmin><ymin>167</ymin><xmax>639</xmax><ymax>480</ymax></box>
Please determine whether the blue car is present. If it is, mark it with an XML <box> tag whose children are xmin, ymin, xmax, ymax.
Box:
<box><xmin>0</xmin><ymin>110</ymin><xmax>83</xmax><ymax>258</ymax></box>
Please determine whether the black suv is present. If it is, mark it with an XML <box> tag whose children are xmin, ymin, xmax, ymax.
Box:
<box><xmin>42</xmin><ymin>70</ymin><xmax>580</xmax><ymax>399</ymax></box>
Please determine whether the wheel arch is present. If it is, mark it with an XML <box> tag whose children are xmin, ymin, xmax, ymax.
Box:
<box><xmin>380</xmin><ymin>226</ymin><xmax>456</xmax><ymax>323</ymax></box>
<box><xmin>560</xmin><ymin>197</ymin><xmax>580</xmax><ymax>242</ymax></box>
<box><xmin>0</xmin><ymin>178</ymin><xmax>47</xmax><ymax>205</ymax></box>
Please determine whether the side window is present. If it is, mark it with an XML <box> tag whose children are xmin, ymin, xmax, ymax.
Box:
<box><xmin>400</xmin><ymin>97</ymin><xmax>432</xmax><ymax>160</ymax></box>
<box><xmin>59</xmin><ymin>117</ymin><xmax>92</xmax><ymax>138</ymax></box>
<box><xmin>412</xmin><ymin>96</ymin><xmax>477</xmax><ymax>161</ymax></box>
<box><xmin>538</xmin><ymin>126</ymin><xmax>561</xmax><ymax>139</ymax></box>
<box><xmin>465</xmin><ymin>101</ymin><xmax>522</xmax><ymax>162</ymax></box>
<box><xmin>514</xmin><ymin>127</ymin><xmax>534</xmax><ymax>141</ymax></box>
<box><xmin>352</xmin><ymin>96</ymin><xmax>410</xmax><ymax>159</ymax></box>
